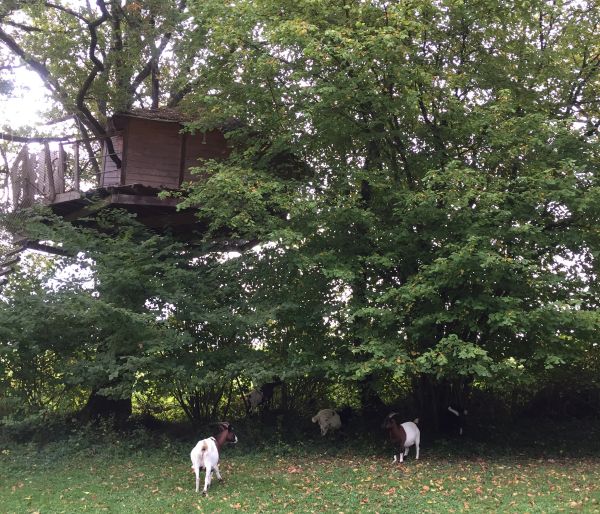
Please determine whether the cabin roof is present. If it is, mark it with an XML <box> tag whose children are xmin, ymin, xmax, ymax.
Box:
<box><xmin>114</xmin><ymin>107</ymin><xmax>193</xmax><ymax>123</ymax></box>
<box><xmin>112</xmin><ymin>108</ymin><xmax>243</xmax><ymax>132</ymax></box>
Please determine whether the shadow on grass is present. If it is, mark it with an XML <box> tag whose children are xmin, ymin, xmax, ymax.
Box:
<box><xmin>1</xmin><ymin>412</ymin><xmax>600</xmax><ymax>465</ymax></box>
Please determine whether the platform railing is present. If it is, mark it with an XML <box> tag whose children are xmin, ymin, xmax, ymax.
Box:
<box><xmin>8</xmin><ymin>137</ymin><xmax>123</xmax><ymax>210</ymax></box>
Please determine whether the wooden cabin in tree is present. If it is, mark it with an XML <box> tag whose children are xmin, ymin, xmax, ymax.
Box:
<box><xmin>1</xmin><ymin>108</ymin><xmax>233</xmax><ymax>282</ymax></box>
<box><xmin>7</xmin><ymin>108</ymin><xmax>230</xmax><ymax>234</ymax></box>
<box><xmin>102</xmin><ymin>108</ymin><xmax>229</xmax><ymax>190</ymax></box>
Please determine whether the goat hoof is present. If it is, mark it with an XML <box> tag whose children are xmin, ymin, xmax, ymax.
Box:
<box><xmin>202</xmin><ymin>491</ymin><xmax>207</xmax><ymax>497</ymax></box>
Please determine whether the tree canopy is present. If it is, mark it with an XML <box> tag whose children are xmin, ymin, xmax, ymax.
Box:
<box><xmin>1</xmin><ymin>0</ymin><xmax>600</xmax><ymax>426</ymax></box>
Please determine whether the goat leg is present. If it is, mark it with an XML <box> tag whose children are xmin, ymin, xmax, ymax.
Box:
<box><xmin>203</xmin><ymin>464</ymin><xmax>212</xmax><ymax>496</ymax></box>
<box><xmin>214</xmin><ymin>464</ymin><xmax>222</xmax><ymax>481</ymax></box>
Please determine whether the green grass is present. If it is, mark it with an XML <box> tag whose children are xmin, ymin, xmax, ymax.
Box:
<box><xmin>1</xmin><ymin>434</ymin><xmax>600</xmax><ymax>514</ymax></box>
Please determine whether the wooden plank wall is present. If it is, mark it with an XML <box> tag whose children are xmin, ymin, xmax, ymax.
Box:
<box><xmin>183</xmin><ymin>129</ymin><xmax>230</xmax><ymax>183</ymax></box>
<box><xmin>106</xmin><ymin>117</ymin><xmax>230</xmax><ymax>189</ymax></box>
<box><xmin>124</xmin><ymin>118</ymin><xmax>181</xmax><ymax>188</ymax></box>
<box><xmin>102</xmin><ymin>135</ymin><xmax>123</xmax><ymax>187</ymax></box>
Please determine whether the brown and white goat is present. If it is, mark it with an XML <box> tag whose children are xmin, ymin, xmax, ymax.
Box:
<box><xmin>190</xmin><ymin>422</ymin><xmax>238</xmax><ymax>495</ymax></box>
<box><xmin>383</xmin><ymin>413</ymin><xmax>420</xmax><ymax>463</ymax></box>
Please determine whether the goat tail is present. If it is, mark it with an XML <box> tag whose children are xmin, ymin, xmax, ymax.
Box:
<box><xmin>413</xmin><ymin>417</ymin><xmax>420</xmax><ymax>424</ymax></box>
<box><xmin>191</xmin><ymin>441</ymin><xmax>209</xmax><ymax>469</ymax></box>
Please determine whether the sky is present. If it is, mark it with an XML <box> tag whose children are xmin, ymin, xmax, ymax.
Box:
<box><xmin>0</xmin><ymin>66</ymin><xmax>50</xmax><ymax>210</ymax></box>
<box><xmin>0</xmin><ymin>68</ymin><xmax>50</xmax><ymax>130</ymax></box>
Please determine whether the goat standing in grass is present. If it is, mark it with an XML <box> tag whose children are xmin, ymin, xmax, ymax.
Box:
<box><xmin>383</xmin><ymin>413</ymin><xmax>420</xmax><ymax>463</ymax></box>
<box><xmin>190</xmin><ymin>422</ymin><xmax>238</xmax><ymax>495</ymax></box>
<box><xmin>312</xmin><ymin>408</ymin><xmax>342</xmax><ymax>436</ymax></box>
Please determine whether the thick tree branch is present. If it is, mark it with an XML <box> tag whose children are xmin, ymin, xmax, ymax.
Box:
<box><xmin>2</xmin><ymin>21</ymin><xmax>43</xmax><ymax>33</ymax></box>
<box><xmin>0</xmin><ymin>27</ymin><xmax>62</xmax><ymax>97</ymax></box>
<box><xmin>127</xmin><ymin>34</ymin><xmax>172</xmax><ymax>106</ymax></box>
<box><xmin>73</xmin><ymin>0</ymin><xmax>121</xmax><ymax>168</ymax></box>
<box><xmin>44</xmin><ymin>2</ymin><xmax>88</xmax><ymax>22</ymax></box>
<box><xmin>0</xmin><ymin>3</ymin><xmax>120</xmax><ymax>168</ymax></box>
<box><xmin>168</xmin><ymin>76</ymin><xmax>200</xmax><ymax>108</ymax></box>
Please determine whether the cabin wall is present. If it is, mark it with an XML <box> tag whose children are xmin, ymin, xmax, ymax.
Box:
<box><xmin>183</xmin><ymin>130</ymin><xmax>230</xmax><ymax>183</ymax></box>
<box><xmin>106</xmin><ymin>116</ymin><xmax>230</xmax><ymax>190</ymax></box>
<box><xmin>123</xmin><ymin>118</ymin><xmax>182</xmax><ymax>189</ymax></box>
<box><xmin>101</xmin><ymin>135</ymin><xmax>123</xmax><ymax>187</ymax></box>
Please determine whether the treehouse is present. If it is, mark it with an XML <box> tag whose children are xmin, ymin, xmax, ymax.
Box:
<box><xmin>1</xmin><ymin>109</ymin><xmax>232</xmax><ymax>280</ymax></box>
<box><xmin>8</xmin><ymin>108</ymin><xmax>230</xmax><ymax>233</ymax></box>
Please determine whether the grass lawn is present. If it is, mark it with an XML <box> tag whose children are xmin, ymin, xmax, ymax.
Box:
<box><xmin>1</xmin><ymin>432</ymin><xmax>600</xmax><ymax>514</ymax></box>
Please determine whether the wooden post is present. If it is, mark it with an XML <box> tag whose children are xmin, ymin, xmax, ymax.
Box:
<box><xmin>73</xmin><ymin>141</ymin><xmax>80</xmax><ymax>191</ymax></box>
<box><xmin>178</xmin><ymin>132</ymin><xmax>187</xmax><ymax>187</ymax></box>
<box><xmin>56</xmin><ymin>143</ymin><xmax>66</xmax><ymax>194</ymax></box>
<box><xmin>44</xmin><ymin>142</ymin><xmax>55</xmax><ymax>202</ymax></box>
<box><xmin>10</xmin><ymin>145</ymin><xmax>27</xmax><ymax>208</ymax></box>
<box><xmin>21</xmin><ymin>150</ymin><xmax>32</xmax><ymax>206</ymax></box>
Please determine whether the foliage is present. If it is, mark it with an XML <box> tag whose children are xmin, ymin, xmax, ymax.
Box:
<box><xmin>177</xmin><ymin>0</ymin><xmax>600</xmax><ymax>413</ymax></box>
<box><xmin>2</xmin><ymin>0</ymin><xmax>600</xmax><ymax>426</ymax></box>
<box><xmin>0</xmin><ymin>208</ymin><xmax>241</xmax><ymax>421</ymax></box>
<box><xmin>0</xmin><ymin>0</ymin><xmax>206</xmax><ymax>153</ymax></box>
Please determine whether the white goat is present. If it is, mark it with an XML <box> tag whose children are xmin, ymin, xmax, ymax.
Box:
<box><xmin>190</xmin><ymin>422</ymin><xmax>238</xmax><ymax>495</ymax></box>
<box><xmin>312</xmin><ymin>408</ymin><xmax>342</xmax><ymax>436</ymax></box>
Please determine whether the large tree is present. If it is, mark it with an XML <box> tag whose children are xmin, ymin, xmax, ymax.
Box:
<box><xmin>0</xmin><ymin>0</ymin><xmax>207</xmax><ymax>420</ymax></box>
<box><xmin>0</xmin><ymin>0</ymin><xmax>200</xmax><ymax>154</ymax></box>
<box><xmin>177</xmin><ymin>0</ymin><xmax>600</xmax><ymax>424</ymax></box>
<box><xmin>2</xmin><ymin>0</ymin><xmax>600</xmax><ymax>427</ymax></box>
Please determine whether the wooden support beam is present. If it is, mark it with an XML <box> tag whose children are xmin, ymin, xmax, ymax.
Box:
<box><xmin>54</xmin><ymin>191</ymin><xmax>83</xmax><ymax>203</ymax></box>
<box><xmin>3</xmin><ymin>246</ymin><xmax>25</xmax><ymax>258</ymax></box>
<box><xmin>44</xmin><ymin>142</ymin><xmax>56</xmax><ymax>201</ymax></box>
<box><xmin>23</xmin><ymin>241</ymin><xmax>73</xmax><ymax>257</ymax></box>
<box><xmin>109</xmin><ymin>193</ymin><xmax>180</xmax><ymax>207</ymax></box>
<box><xmin>74</xmin><ymin>142</ymin><xmax>80</xmax><ymax>191</ymax></box>
<box><xmin>1</xmin><ymin>257</ymin><xmax>19</xmax><ymax>267</ymax></box>
<box><xmin>60</xmin><ymin>196</ymin><xmax>111</xmax><ymax>221</ymax></box>
<box><xmin>0</xmin><ymin>132</ymin><xmax>78</xmax><ymax>143</ymax></box>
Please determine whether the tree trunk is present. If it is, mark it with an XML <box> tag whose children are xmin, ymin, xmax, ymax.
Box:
<box><xmin>79</xmin><ymin>388</ymin><xmax>132</xmax><ymax>425</ymax></box>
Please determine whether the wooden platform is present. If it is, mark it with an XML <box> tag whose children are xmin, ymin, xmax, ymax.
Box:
<box><xmin>48</xmin><ymin>183</ymin><xmax>203</xmax><ymax>235</ymax></box>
